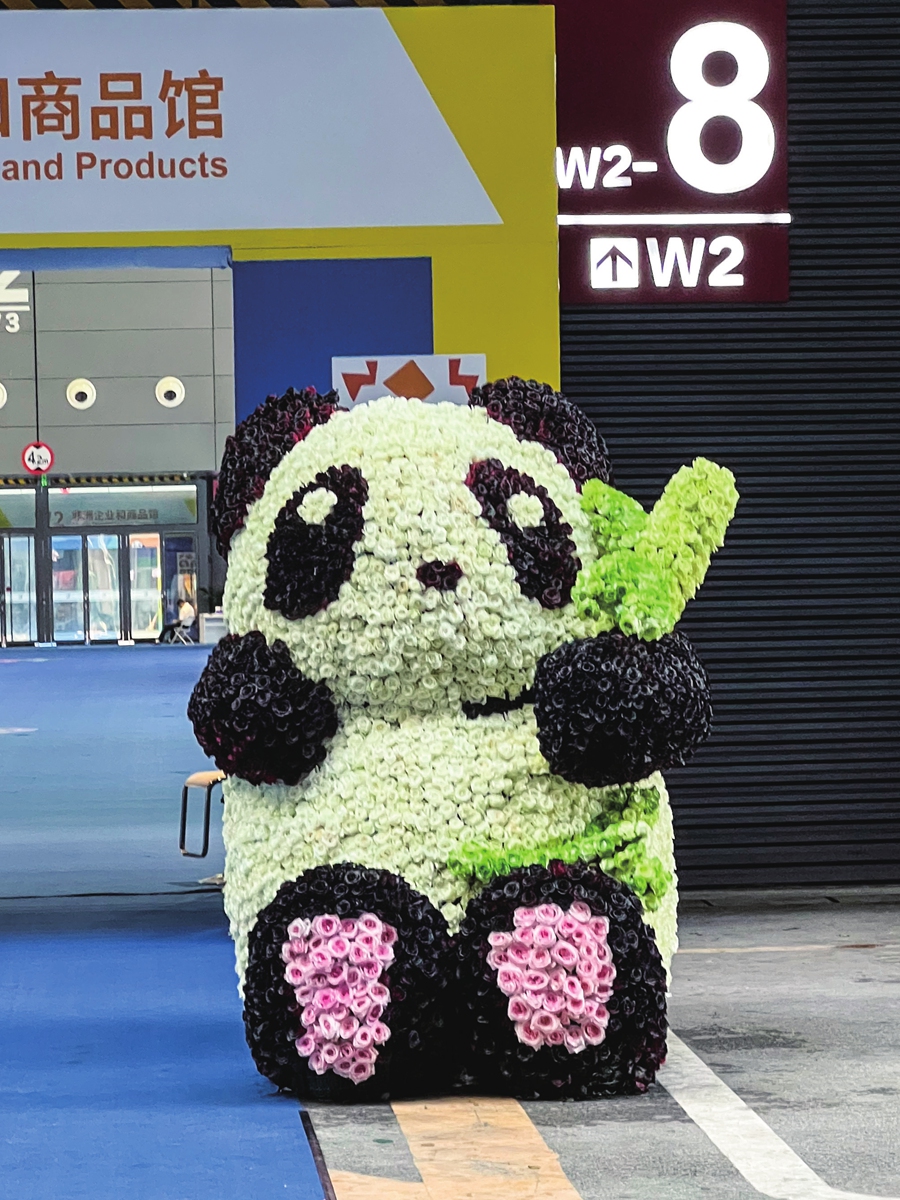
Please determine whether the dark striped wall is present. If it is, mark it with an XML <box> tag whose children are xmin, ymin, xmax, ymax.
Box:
<box><xmin>562</xmin><ymin>0</ymin><xmax>900</xmax><ymax>887</ymax></box>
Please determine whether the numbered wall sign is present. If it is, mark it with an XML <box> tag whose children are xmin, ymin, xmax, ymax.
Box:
<box><xmin>22</xmin><ymin>442</ymin><xmax>54</xmax><ymax>475</ymax></box>
<box><xmin>555</xmin><ymin>0</ymin><xmax>788</xmax><ymax>303</ymax></box>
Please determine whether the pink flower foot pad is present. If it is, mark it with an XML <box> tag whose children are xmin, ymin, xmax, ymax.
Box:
<box><xmin>282</xmin><ymin>912</ymin><xmax>398</xmax><ymax>1083</ymax></box>
<box><xmin>487</xmin><ymin>901</ymin><xmax>616</xmax><ymax>1053</ymax></box>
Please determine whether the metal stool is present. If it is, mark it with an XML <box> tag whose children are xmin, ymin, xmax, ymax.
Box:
<box><xmin>179</xmin><ymin>769</ymin><xmax>225</xmax><ymax>858</ymax></box>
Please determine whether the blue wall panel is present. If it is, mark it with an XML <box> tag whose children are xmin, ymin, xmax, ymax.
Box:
<box><xmin>232</xmin><ymin>258</ymin><xmax>433</xmax><ymax>423</ymax></box>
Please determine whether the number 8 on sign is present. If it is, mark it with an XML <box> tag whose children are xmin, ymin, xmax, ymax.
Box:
<box><xmin>666</xmin><ymin>22</ymin><xmax>776</xmax><ymax>194</ymax></box>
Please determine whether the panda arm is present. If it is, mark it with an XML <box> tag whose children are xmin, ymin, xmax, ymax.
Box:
<box><xmin>187</xmin><ymin>631</ymin><xmax>338</xmax><ymax>786</ymax></box>
<box><xmin>531</xmin><ymin>630</ymin><xmax>712</xmax><ymax>788</ymax></box>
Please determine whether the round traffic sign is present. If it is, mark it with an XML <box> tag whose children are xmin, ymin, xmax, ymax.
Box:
<box><xmin>22</xmin><ymin>441</ymin><xmax>54</xmax><ymax>475</ymax></box>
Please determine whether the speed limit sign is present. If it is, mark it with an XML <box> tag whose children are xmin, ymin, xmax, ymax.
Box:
<box><xmin>22</xmin><ymin>441</ymin><xmax>54</xmax><ymax>475</ymax></box>
<box><xmin>555</xmin><ymin>0</ymin><xmax>789</xmax><ymax>303</ymax></box>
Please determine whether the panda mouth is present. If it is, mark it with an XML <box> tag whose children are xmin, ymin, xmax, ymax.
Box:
<box><xmin>462</xmin><ymin>689</ymin><xmax>533</xmax><ymax>720</ymax></box>
<box><xmin>416</xmin><ymin>559</ymin><xmax>463</xmax><ymax>592</ymax></box>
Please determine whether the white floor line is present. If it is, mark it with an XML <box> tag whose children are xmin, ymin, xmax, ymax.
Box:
<box><xmin>661</xmin><ymin>1032</ymin><xmax>899</xmax><ymax>1200</ymax></box>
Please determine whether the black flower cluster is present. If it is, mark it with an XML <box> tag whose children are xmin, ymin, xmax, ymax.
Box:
<box><xmin>243</xmin><ymin>863</ymin><xmax>454</xmax><ymax>1101</ymax></box>
<box><xmin>187</xmin><ymin>632</ymin><xmax>338</xmax><ymax>786</ymax></box>
<box><xmin>469</xmin><ymin>377</ymin><xmax>613</xmax><ymax>489</ymax></box>
<box><xmin>212</xmin><ymin>387</ymin><xmax>339</xmax><ymax>557</ymax></box>
<box><xmin>532</xmin><ymin>631</ymin><xmax>712</xmax><ymax>788</ymax></box>
<box><xmin>264</xmin><ymin>464</ymin><xmax>369</xmax><ymax>620</ymax></box>
<box><xmin>454</xmin><ymin>862</ymin><xmax>667</xmax><ymax>1099</ymax></box>
<box><xmin>466</xmin><ymin>459</ymin><xmax>580</xmax><ymax>609</ymax></box>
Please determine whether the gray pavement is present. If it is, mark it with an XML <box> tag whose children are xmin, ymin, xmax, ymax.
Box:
<box><xmin>310</xmin><ymin>889</ymin><xmax>900</xmax><ymax>1199</ymax></box>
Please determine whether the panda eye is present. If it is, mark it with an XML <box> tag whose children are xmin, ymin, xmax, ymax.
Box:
<box><xmin>465</xmin><ymin>458</ymin><xmax>581</xmax><ymax>609</ymax></box>
<box><xmin>264</xmin><ymin>464</ymin><xmax>368</xmax><ymax>620</ymax></box>
<box><xmin>507</xmin><ymin>491</ymin><xmax>545</xmax><ymax>529</ymax></box>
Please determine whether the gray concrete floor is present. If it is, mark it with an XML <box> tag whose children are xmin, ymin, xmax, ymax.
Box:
<box><xmin>309</xmin><ymin>889</ymin><xmax>900</xmax><ymax>1199</ymax></box>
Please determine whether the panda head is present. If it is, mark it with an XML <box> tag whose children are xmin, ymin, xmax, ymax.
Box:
<box><xmin>215</xmin><ymin>379</ymin><xmax>612</xmax><ymax>714</ymax></box>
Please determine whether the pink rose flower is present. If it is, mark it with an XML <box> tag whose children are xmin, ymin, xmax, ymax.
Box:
<box><xmin>513</xmin><ymin>907</ymin><xmax>537</xmax><ymax>928</ymax></box>
<box><xmin>369</xmin><ymin>982</ymin><xmax>389</xmax><ymax>1004</ymax></box>
<box><xmin>557</xmin><ymin>915</ymin><xmax>579</xmax><ymax>940</ymax></box>
<box><xmin>328</xmin><ymin>936</ymin><xmax>351</xmax><ymax>960</ymax></box>
<box><xmin>350</xmin><ymin>996</ymin><xmax>371</xmax><ymax>1020</ymax></box>
<box><xmin>569</xmin><ymin>926</ymin><xmax>588</xmax><ymax>947</ymax></box>
<box><xmin>360</xmin><ymin>961</ymin><xmax>381</xmax><ymax>980</ymax></box>
<box><xmin>569</xmin><ymin>901</ymin><xmax>592</xmax><ymax>923</ymax></box>
<box><xmin>528</xmin><ymin>948</ymin><xmax>552</xmax><ymax>970</ymax></box>
<box><xmin>349</xmin><ymin>943</ymin><xmax>371</xmax><ymax>965</ymax></box>
<box><xmin>317</xmin><ymin>1013</ymin><xmax>340</xmax><ymax>1040</ymax></box>
<box><xmin>543</xmin><ymin>992</ymin><xmax>566</xmax><ymax>1015</ymax></box>
<box><xmin>340</xmin><ymin>918</ymin><xmax>359</xmax><ymax>936</ymax></box>
<box><xmin>359</xmin><ymin>913</ymin><xmax>382</xmax><ymax>935</ymax></box>
<box><xmin>536</xmin><ymin>903</ymin><xmax>563</xmax><ymax>926</ymax></box>
<box><xmin>551</xmin><ymin>942</ymin><xmax>578</xmax><ymax>969</ymax></box>
<box><xmin>321</xmin><ymin>1041</ymin><xmax>340</xmax><ymax>1064</ymax></box>
<box><xmin>284</xmin><ymin>963</ymin><xmax>305</xmax><ymax>986</ymax></box>
<box><xmin>486</xmin><ymin>949</ymin><xmax>509</xmax><ymax>970</ymax></box>
<box><xmin>340</xmin><ymin>1016</ymin><xmax>360</xmax><ymax>1039</ymax></box>
<box><xmin>533</xmin><ymin>1011</ymin><xmax>560</xmax><ymax>1034</ymax></box>
<box><xmin>588</xmin><ymin>916</ymin><xmax>610</xmax><ymax>939</ymax></box>
<box><xmin>380</xmin><ymin>925</ymin><xmax>398</xmax><ymax>946</ymax></box>
<box><xmin>496</xmin><ymin>965</ymin><xmax>524</xmax><ymax>996</ymax></box>
<box><xmin>488</xmin><ymin>931</ymin><xmax>513</xmax><ymax>949</ymax></box>
<box><xmin>524</xmin><ymin>991</ymin><xmax>544</xmax><ymax>1010</ymax></box>
<box><xmin>358</xmin><ymin>933</ymin><xmax>377</xmax><ymax>952</ymax></box>
<box><xmin>356</xmin><ymin>1046</ymin><xmax>377</xmax><ymax>1064</ymax></box>
<box><xmin>346</xmin><ymin>967</ymin><xmax>361</xmax><ymax>987</ymax></box>
<box><xmin>375</xmin><ymin>942</ymin><xmax>395</xmax><ymax>963</ymax></box>
<box><xmin>546</xmin><ymin>1027</ymin><xmax>566</xmax><ymax>1047</ymax></box>
<box><xmin>582</xmin><ymin>1019</ymin><xmax>607</xmax><ymax>1046</ymax></box>
<box><xmin>353</xmin><ymin>1026</ymin><xmax>375</xmax><ymax>1049</ymax></box>
<box><xmin>372</xmin><ymin>1022</ymin><xmax>390</xmax><ymax>1045</ymax></box>
<box><xmin>532</xmin><ymin>924</ymin><xmax>557</xmax><ymax>948</ymax></box>
<box><xmin>507</xmin><ymin>997</ymin><xmax>530</xmax><ymax>1022</ymax></box>
<box><xmin>301</xmin><ymin>1004</ymin><xmax>317</xmax><ymax>1027</ymax></box>
<box><xmin>350</xmin><ymin>1060</ymin><xmax>374</xmax><ymax>1083</ymax></box>
<box><xmin>564</xmin><ymin>1028</ymin><xmax>586</xmax><ymax>1054</ymax></box>
<box><xmin>308</xmin><ymin>1050</ymin><xmax>326</xmax><ymax>1075</ymax></box>
<box><xmin>563</xmin><ymin>976</ymin><xmax>584</xmax><ymax>1002</ymax></box>
<box><xmin>566</xmin><ymin>995</ymin><xmax>586</xmax><ymax>1018</ymax></box>
<box><xmin>548</xmin><ymin>967</ymin><xmax>567</xmax><ymax>991</ymax></box>
<box><xmin>312</xmin><ymin>915</ymin><xmax>340</xmax><ymax>938</ymax></box>
<box><xmin>309</xmin><ymin>949</ymin><xmax>332</xmax><ymax>972</ymax></box>
<box><xmin>294</xmin><ymin>1034</ymin><xmax>316</xmax><ymax>1057</ymax></box>
<box><xmin>315</xmin><ymin>989</ymin><xmax>338</xmax><ymax>1011</ymax></box>
<box><xmin>523</xmin><ymin>969</ymin><xmax>549</xmax><ymax>992</ymax></box>
<box><xmin>294</xmin><ymin>985</ymin><xmax>314</xmax><ymax>1005</ymax></box>
<box><xmin>515</xmin><ymin>1021</ymin><xmax>543</xmax><ymax>1049</ymax></box>
<box><xmin>508</xmin><ymin>943</ymin><xmax>531</xmax><ymax>967</ymax></box>
<box><xmin>367</xmin><ymin>1004</ymin><xmax>384</xmax><ymax>1023</ymax></box>
<box><xmin>327</xmin><ymin>962</ymin><xmax>348</xmax><ymax>985</ymax></box>
<box><xmin>288</xmin><ymin>917</ymin><xmax>311</xmax><ymax>939</ymax></box>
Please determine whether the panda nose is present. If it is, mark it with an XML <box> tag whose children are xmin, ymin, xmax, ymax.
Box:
<box><xmin>416</xmin><ymin>560</ymin><xmax>463</xmax><ymax>592</ymax></box>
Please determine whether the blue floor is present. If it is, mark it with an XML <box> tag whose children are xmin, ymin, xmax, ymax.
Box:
<box><xmin>0</xmin><ymin>648</ymin><xmax>324</xmax><ymax>1200</ymax></box>
<box><xmin>0</xmin><ymin>646</ymin><xmax>224</xmax><ymax>896</ymax></box>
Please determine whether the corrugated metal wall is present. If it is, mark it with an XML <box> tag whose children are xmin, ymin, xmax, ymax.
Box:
<box><xmin>561</xmin><ymin>0</ymin><xmax>900</xmax><ymax>887</ymax></box>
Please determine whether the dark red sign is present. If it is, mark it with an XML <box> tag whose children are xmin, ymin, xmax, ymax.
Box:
<box><xmin>554</xmin><ymin>0</ymin><xmax>789</xmax><ymax>303</ymax></box>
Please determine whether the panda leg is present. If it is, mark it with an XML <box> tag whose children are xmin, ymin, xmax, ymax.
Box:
<box><xmin>454</xmin><ymin>861</ymin><xmax>667</xmax><ymax>1100</ymax></box>
<box><xmin>242</xmin><ymin>863</ymin><xmax>454</xmax><ymax>1101</ymax></box>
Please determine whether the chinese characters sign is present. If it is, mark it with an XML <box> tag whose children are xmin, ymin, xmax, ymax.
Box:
<box><xmin>554</xmin><ymin>0</ymin><xmax>789</xmax><ymax>303</ymax></box>
<box><xmin>0</xmin><ymin>11</ymin><xmax>498</xmax><ymax>233</ymax></box>
<box><xmin>0</xmin><ymin>68</ymin><xmax>226</xmax><ymax>184</ymax></box>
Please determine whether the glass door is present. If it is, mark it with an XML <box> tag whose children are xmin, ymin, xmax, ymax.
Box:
<box><xmin>1</xmin><ymin>535</ymin><xmax>38</xmax><ymax>644</ymax></box>
<box><xmin>51</xmin><ymin>535</ymin><xmax>85</xmax><ymax>642</ymax></box>
<box><xmin>87</xmin><ymin>534</ymin><xmax>121</xmax><ymax>642</ymax></box>
<box><xmin>129</xmin><ymin>533</ymin><xmax>163</xmax><ymax>641</ymax></box>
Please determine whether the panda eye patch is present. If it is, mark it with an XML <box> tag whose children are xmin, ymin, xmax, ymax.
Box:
<box><xmin>264</xmin><ymin>464</ymin><xmax>368</xmax><ymax>620</ymax></box>
<box><xmin>465</xmin><ymin>458</ymin><xmax>580</xmax><ymax>610</ymax></box>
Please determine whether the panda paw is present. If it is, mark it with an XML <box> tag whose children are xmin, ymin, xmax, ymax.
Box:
<box><xmin>453</xmin><ymin>862</ymin><xmax>667</xmax><ymax>1099</ymax></box>
<box><xmin>243</xmin><ymin>864</ymin><xmax>454</xmax><ymax>1100</ymax></box>
<box><xmin>532</xmin><ymin>630</ymin><xmax>712</xmax><ymax>787</ymax></box>
<box><xmin>187</xmin><ymin>631</ymin><xmax>338</xmax><ymax>786</ymax></box>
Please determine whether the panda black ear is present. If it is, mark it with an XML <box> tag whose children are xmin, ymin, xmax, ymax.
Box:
<box><xmin>469</xmin><ymin>377</ymin><xmax>613</xmax><ymax>489</ymax></box>
<box><xmin>213</xmin><ymin>387</ymin><xmax>340</xmax><ymax>558</ymax></box>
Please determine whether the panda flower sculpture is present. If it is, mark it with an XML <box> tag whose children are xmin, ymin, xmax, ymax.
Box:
<box><xmin>189</xmin><ymin>378</ymin><xmax>737</xmax><ymax>1101</ymax></box>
